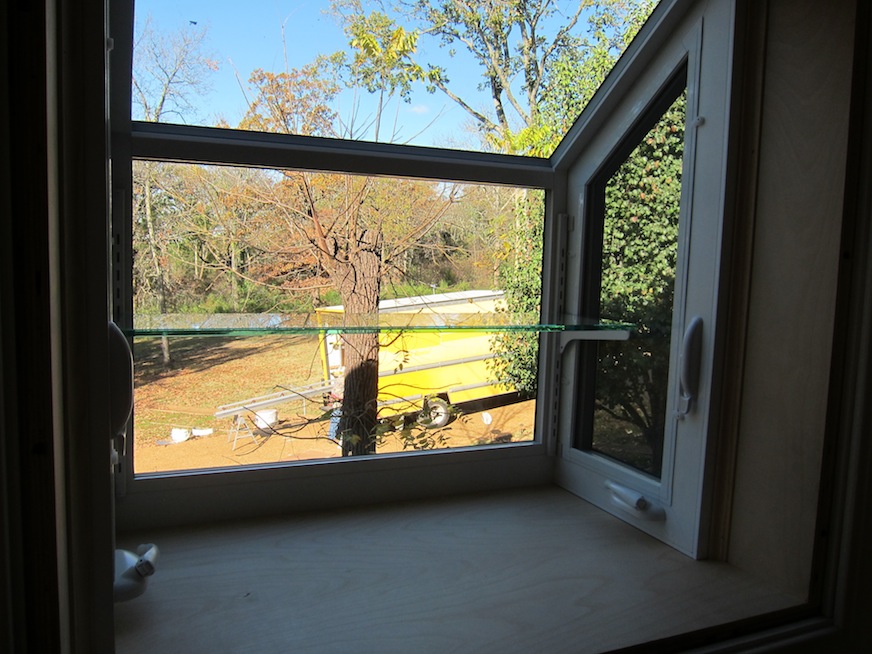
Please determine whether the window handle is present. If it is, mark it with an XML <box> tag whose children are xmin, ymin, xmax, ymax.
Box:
<box><xmin>108</xmin><ymin>321</ymin><xmax>134</xmax><ymax>437</ymax></box>
<box><xmin>677</xmin><ymin>316</ymin><xmax>703</xmax><ymax>417</ymax></box>
<box><xmin>605</xmin><ymin>480</ymin><xmax>665</xmax><ymax>521</ymax></box>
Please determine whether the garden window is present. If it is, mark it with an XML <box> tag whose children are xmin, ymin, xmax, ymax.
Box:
<box><xmin>113</xmin><ymin>0</ymin><xmax>732</xmax><ymax>561</ymax></box>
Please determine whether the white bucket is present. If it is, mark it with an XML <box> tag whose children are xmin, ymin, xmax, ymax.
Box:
<box><xmin>170</xmin><ymin>428</ymin><xmax>190</xmax><ymax>443</ymax></box>
<box><xmin>253</xmin><ymin>409</ymin><xmax>278</xmax><ymax>429</ymax></box>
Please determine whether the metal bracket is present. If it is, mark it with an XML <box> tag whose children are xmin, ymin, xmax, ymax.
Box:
<box><xmin>557</xmin><ymin>327</ymin><xmax>631</xmax><ymax>354</ymax></box>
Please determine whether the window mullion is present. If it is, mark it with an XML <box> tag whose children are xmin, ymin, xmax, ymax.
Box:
<box><xmin>130</xmin><ymin>121</ymin><xmax>554</xmax><ymax>189</ymax></box>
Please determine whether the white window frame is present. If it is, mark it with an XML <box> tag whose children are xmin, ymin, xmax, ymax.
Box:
<box><xmin>547</xmin><ymin>0</ymin><xmax>737</xmax><ymax>559</ymax></box>
<box><xmin>64</xmin><ymin>0</ymin><xmax>867</xmax><ymax>650</ymax></box>
<box><xmin>113</xmin><ymin>144</ymin><xmax>557</xmax><ymax>528</ymax></box>
<box><xmin>111</xmin><ymin>6</ymin><xmax>559</xmax><ymax>528</ymax></box>
<box><xmin>111</xmin><ymin>0</ymin><xmax>727</xmax><ymax>536</ymax></box>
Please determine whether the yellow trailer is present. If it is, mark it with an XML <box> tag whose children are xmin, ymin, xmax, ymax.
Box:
<box><xmin>316</xmin><ymin>290</ymin><xmax>515</xmax><ymax>428</ymax></box>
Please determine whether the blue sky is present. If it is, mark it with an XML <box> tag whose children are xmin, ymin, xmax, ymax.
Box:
<box><xmin>136</xmin><ymin>0</ymin><xmax>486</xmax><ymax>148</ymax></box>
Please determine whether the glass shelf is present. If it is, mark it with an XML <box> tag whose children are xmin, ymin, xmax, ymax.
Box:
<box><xmin>127</xmin><ymin>313</ymin><xmax>633</xmax><ymax>338</ymax></box>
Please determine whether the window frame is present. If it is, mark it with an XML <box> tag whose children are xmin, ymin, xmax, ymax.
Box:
<box><xmin>546</xmin><ymin>0</ymin><xmax>740</xmax><ymax>559</ymax></box>
<box><xmin>111</xmin><ymin>15</ymin><xmax>565</xmax><ymax>529</ymax></box>
<box><xmin>114</xmin><ymin>150</ymin><xmax>558</xmax><ymax>529</ymax></box>
<box><xmin>110</xmin><ymin>0</ymin><xmax>720</xmax><ymax>531</ymax></box>
<box><xmin>83</xmin><ymin>0</ymin><xmax>871</xmax><ymax>650</ymax></box>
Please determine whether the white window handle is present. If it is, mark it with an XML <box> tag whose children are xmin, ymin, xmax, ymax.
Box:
<box><xmin>605</xmin><ymin>481</ymin><xmax>665</xmax><ymax>521</ymax></box>
<box><xmin>108</xmin><ymin>321</ymin><xmax>134</xmax><ymax>437</ymax></box>
<box><xmin>677</xmin><ymin>316</ymin><xmax>703</xmax><ymax>417</ymax></box>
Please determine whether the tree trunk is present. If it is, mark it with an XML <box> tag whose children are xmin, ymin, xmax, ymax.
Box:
<box><xmin>338</xmin><ymin>333</ymin><xmax>380</xmax><ymax>456</ymax></box>
<box><xmin>143</xmin><ymin>170</ymin><xmax>172</xmax><ymax>367</ymax></box>
<box><xmin>332</xmin><ymin>229</ymin><xmax>383</xmax><ymax>456</ymax></box>
<box><xmin>230</xmin><ymin>240</ymin><xmax>240</xmax><ymax>311</ymax></box>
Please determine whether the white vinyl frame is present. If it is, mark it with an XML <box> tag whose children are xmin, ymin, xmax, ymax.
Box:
<box><xmin>113</xmin><ymin>90</ymin><xmax>559</xmax><ymax>532</ymax></box>
<box><xmin>111</xmin><ymin>0</ymin><xmax>733</xmax><ymax>541</ymax></box>
<box><xmin>550</xmin><ymin>0</ymin><xmax>734</xmax><ymax>558</ymax></box>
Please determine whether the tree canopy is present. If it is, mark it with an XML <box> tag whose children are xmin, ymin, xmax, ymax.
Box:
<box><xmin>328</xmin><ymin>0</ymin><xmax>656</xmax><ymax>154</ymax></box>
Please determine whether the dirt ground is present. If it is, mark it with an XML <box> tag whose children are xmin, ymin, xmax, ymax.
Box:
<box><xmin>134</xmin><ymin>399</ymin><xmax>537</xmax><ymax>473</ymax></box>
<box><xmin>132</xmin><ymin>334</ymin><xmax>539</xmax><ymax>474</ymax></box>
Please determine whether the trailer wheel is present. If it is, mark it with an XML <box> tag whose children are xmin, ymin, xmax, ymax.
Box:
<box><xmin>418</xmin><ymin>398</ymin><xmax>451</xmax><ymax>429</ymax></box>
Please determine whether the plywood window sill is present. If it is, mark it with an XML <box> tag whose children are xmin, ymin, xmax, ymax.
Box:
<box><xmin>115</xmin><ymin>486</ymin><xmax>801</xmax><ymax>653</ymax></box>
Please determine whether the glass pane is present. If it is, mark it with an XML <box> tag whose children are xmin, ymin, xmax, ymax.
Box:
<box><xmin>132</xmin><ymin>1</ymin><xmax>659</xmax><ymax>156</ymax></box>
<box><xmin>590</xmin><ymin>90</ymin><xmax>686</xmax><ymax>477</ymax></box>
<box><xmin>128</xmin><ymin>161</ymin><xmax>543</xmax><ymax>473</ymax></box>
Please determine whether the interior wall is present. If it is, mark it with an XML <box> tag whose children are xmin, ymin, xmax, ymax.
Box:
<box><xmin>726</xmin><ymin>0</ymin><xmax>856</xmax><ymax>596</ymax></box>
<box><xmin>57</xmin><ymin>0</ymin><xmax>117</xmax><ymax>650</ymax></box>
<box><xmin>2</xmin><ymin>1</ymin><xmax>65</xmax><ymax>650</ymax></box>
<box><xmin>0</xmin><ymin>0</ymin><xmax>17</xmax><ymax>649</ymax></box>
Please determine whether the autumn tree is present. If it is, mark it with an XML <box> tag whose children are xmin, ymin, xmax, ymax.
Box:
<box><xmin>240</xmin><ymin>54</ymin><xmax>456</xmax><ymax>455</ymax></box>
<box><xmin>390</xmin><ymin>184</ymin><xmax>510</xmax><ymax>291</ymax></box>
<box><xmin>132</xmin><ymin>16</ymin><xmax>217</xmax><ymax>364</ymax></box>
<box><xmin>398</xmin><ymin>0</ymin><xmax>589</xmax><ymax>152</ymax></box>
<box><xmin>153</xmin><ymin>164</ymin><xmax>310</xmax><ymax>313</ymax></box>
<box><xmin>534</xmin><ymin>0</ymin><xmax>656</xmax><ymax>152</ymax></box>
<box><xmin>335</xmin><ymin>1</ymin><xmax>430</xmax><ymax>141</ymax></box>
<box><xmin>330</xmin><ymin>0</ymin><xmax>648</xmax><ymax>155</ymax></box>
<box><xmin>323</xmin><ymin>2</ymin><xmax>648</xmax><ymax>396</ymax></box>
<box><xmin>338</xmin><ymin>1</ymin><xmax>669</xmax><ymax>467</ymax></box>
